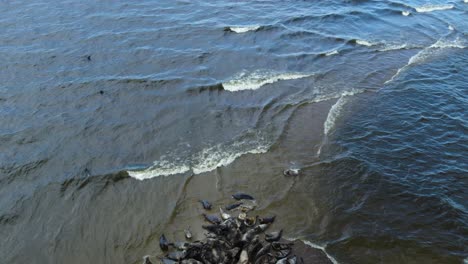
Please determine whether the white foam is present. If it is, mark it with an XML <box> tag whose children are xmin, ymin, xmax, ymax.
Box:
<box><xmin>448</xmin><ymin>25</ymin><xmax>454</xmax><ymax>31</ymax></box>
<box><xmin>127</xmin><ymin>159</ymin><xmax>191</xmax><ymax>180</ymax></box>
<box><xmin>444</xmin><ymin>197</ymin><xmax>467</xmax><ymax>213</ymax></box>
<box><xmin>325</xmin><ymin>50</ymin><xmax>339</xmax><ymax>56</ymax></box>
<box><xmin>229</xmin><ymin>25</ymin><xmax>260</xmax><ymax>33</ymax></box>
<box><xmin>430</xmin><ymin>38</ymin><xmax>466</xmax><ymax>49</ymax></box>
<box><xmin>378</xmin><ymin>43</ymin><xmax>409</xmax><ymax>52</ymax></box>
<box><xmin>415</xmin><ymin>4</ymin><xmax>454</xmax><ymax>12</ymax></box>
<box><xmin>385</xmin><ymin>38</ymin><xmax>466</xmax><ymax>84</ymax></box>
<box><xmin>285</xmin><ymin>237</ymin><xmax>339</xmax><ymax>264</ymax></box>
<box><xmin>324</xmin><ymin>95</ymin><xmax>349</xmax><ymax>136</ymax></box>
<box><xmin>315</xmin><ymin>89</ymin><xmax>363</xmax><ymax>156</ymax></box>
<box><xmin>128</xmin><ymin>137</ymin><xmax>270</xmax><ymax>180</ymax></box>
<box><xmin>402</xmin><ymin>11</ymin><xmax>411</xmax><ymax>16</ymax></box>
<box><xmin>191</xmin><ymin>142</ymin><xmax>268</xmax><ymax>174</ymax></box>
<box><xmin>464</xmin><ymin>257</ymin><xmax>468</xmax><ymax>264</ymax></box>
<box><xmin>356</xmin><ymin>39</ymin><xmax>376</xmax><ymax>47</ymax></box>
<box><xmin>223</xmin><ymin>70</ymin><xmax>313</xmax><ymax>92</ymax></box>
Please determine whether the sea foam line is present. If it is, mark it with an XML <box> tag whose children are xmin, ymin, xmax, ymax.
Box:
<box><xmin>325</xmin><ymin>50</ymin><xmax>339</xmax><ymax>56</ymax></box>
<box><xmin>324</xmin><ymin>95</ymin><xmax>350</xmax><ymax>136</ymax></box>
<box><xmin>354</xmin><ymin>39</ymin><xmax>420</xmax><ymax>52</ymax></box>
<box><xmin>316</xmin><ymin>89</ymin><xmax>363</xmax><ymax>156</ymax></box>
<box><xmin>228</xmin><ymin>25</ymin><xmax>260</xmax><ymax>33</ymax></box>
<box><xmin>127</xmin><ymin>136</ymin><xmax>270</xmax><ymax>180</ymax></box>
<box><xmin>415</xmin><ymin>4</ymin><xmax>454</xmax><ymax>13</ymax></box>
<box><xmin>222</xmin><ymin>70</ymin><xmax>314</xmax><ymax>92</ymax></box>
<box><xmin>285</xmin><ymin>237</ymin><xmax>339</xmax><ymax>264</ymax></box>
<box><xmin>385</xmin><ymin>38</ymin><xmax>466</xmax><ymax>84</ymax></box>
<box><xmin>355</xmin><ymin>39</ymin><xmax>376</xmax><ymax>47</ymax></box>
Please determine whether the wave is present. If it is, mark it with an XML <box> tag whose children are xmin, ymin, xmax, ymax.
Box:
<box><xmin>350</xmin><ymin>39</ymin><xmax>378</xmax><ymax>47</ymax></box>
<box><xmin>325</xmin><ymin>50</ymin><xmax>339</xmax><ymax>56</ymax></box>
<box><xmin>226</xmin><ymin>25</ymin><xmax>260</xmax><ymax>33</ymax></box>
<box><xmin>352</xmin><ymin>38</ymin><xmax>421</xmax><ymax>52</ymax></box>
<box><xmin>324</xmin><ymin>95</ymin><xmax>350</xmax><ymax>136</ymax></box>
<box><xmin>402</xmin><ymin>11</ymin><xmax>411</xmax><ymax>16</ymax></box>
<box><xmin>356</xmin><ymin>39</ymin><xmax>376</xmax><ymax>47</ymax></box>
<box><xmin>316</xmin><ymin>89</ymin><xmax>363</xmax><ymax>156</ymax></box>
<box><xmin>285</xmin><ymin>237</ymin><xmax>339</xmax><ymax>264</ymax></box>
<box><xmin>222</xmin><ymin>70</ymin><xmax>314</xmax><ymax>92</ymax></box>
<box><xmin>378</xmin><ymin>43</ymin><xmax>415</xmax><ymax>52</ymax></box>
<box><xmin>127</xmin><ymin>132</ymin><xmax>270</xmax><ymax>180</ymax></box>
<box><xmin>385</xmin><ymin>37</ymin><xmax>466</xmax><ymax>84</ymax></box>
<box><xmin>415</xmin><ymin>4</ymin><xmax>454</xmax><ymax>13</ymax></box>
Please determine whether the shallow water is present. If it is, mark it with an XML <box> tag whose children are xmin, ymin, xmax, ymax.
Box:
<box><xmin>1</xmin><ymin>0</ymin><xmax>467</xmax><ymax>263</ymax></box>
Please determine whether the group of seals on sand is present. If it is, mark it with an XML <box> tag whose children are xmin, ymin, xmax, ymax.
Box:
<box><xmin>144</xmin><ymin>192</ymin><xmax>303</xmax><ymax>264</ymax></box>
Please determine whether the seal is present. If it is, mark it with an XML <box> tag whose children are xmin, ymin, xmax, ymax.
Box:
<box><xmin>232</xmin><ymin>192</ymin><xmax>255</xmax><ymax>200</ymax></box>
<box><xmin>244</xmin><ymin>216</ymin><xmax>256</xmax><ymax>227</ymax></box>
<box><xmin>258</xmin><ymin>215</ymin><xmax>276</xmax><ymax>224</ymax></box>
<box><xmin>283</xmin><ymin>168</ymin><xmax>300</xmax><ymax>177</ymax></box>
<box><xmin>219</xmin><ymin>208</ymin><xmax>231</xmax><ymax>220</ymax></box>
<box><xmin>160</xmin><ymin>258</ymin><xmax>177</xmax><ymax>264</ymax></box>
<box><xmin>202</xmin><ymin>213</ymin><xmax>222</xmax><ymax>224</ymax></box>
<box><xmin>199</xmin><ymin>200</ymin><xmax>212</xmax><ymax>210</ymax></box>
<box><xmin>167</xmin><ymin>251</ymin><xmax>187</xmax><ymax>261</ymax></box>
<box><xmin>265</xmin><ymin>230</ymin><xmax>283</xmax><ymax>242</ymax></box>
<box><xmin>142</xmin><ymin>255</ymin><xmax>152</xmax><ymax>264</ymax></box>
<box><xmin>160</xmin><ymin>234</ymin><xmax>169</xmax><ymax>251</ymax></box>
<box><xmin>225</xmin><ymin>202</ymin><xmax>243</xmax><ymax>211</ymax></box>
<box><xmin>184</xmin><ymin>227</ymin><xmax>193</xmax><ymax>240</ymax></box>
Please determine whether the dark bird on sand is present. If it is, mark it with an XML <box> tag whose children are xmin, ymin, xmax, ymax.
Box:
<box><xmin>160</xmin><ymin>234</ymin><xmax>169</xmax><ymax>251</ymax></box>
<box><xmin>199</xmin><ymin>200</ymin><xmax>212</xmax><ymax>210</ymax></box>
<box><xmin>232</xmin><ymin>192</ymin><xmax>255</xmax><ymax>200</ymax></box>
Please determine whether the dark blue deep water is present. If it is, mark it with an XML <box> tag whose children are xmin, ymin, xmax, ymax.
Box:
<box><xmin>0</xmin><ymin>0</ymin><xmax>467</xmax><ymax>263</ymax></box>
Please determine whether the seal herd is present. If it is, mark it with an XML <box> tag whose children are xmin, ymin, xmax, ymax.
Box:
<box><xmin>144</xmin><ymin>192</ymin><xmax>303</xmax><ymax>264</ymax></box>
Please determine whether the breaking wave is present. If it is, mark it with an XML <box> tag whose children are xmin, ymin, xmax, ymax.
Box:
<box><xmin>127</xmin><ymin>132</ymin><xmax>270</xmax><ymax>180</ymax></box>
<box><xmin>355</xmin><ymin>39</ymin><xmax>376</xmax><ymax>47</ymax></box>
<box><xmin>324</xmin><ymin>96</ymin><xmax>350</xmax><ymax>136</ymax></box>
<box><xmin>385</xmin><ymin>37</ymin><xmax>466</xmax><ymax>84</ymax></box>
<box><xmin>353</xmin><ymin>39</ymin><xmax>421</xmax><ymax>52</ymax></box>
<box><xmin>285</xmin><ymin>237</ymin><xmax>339</xmax><ymax>264</ymax></box>
<box><xmin>227</xmin><ymin>25</ymin><xmax>260</xmax><ymax>33</ymax></box>
<box><xmin>222</xmin><ymin>70</ymin><xmax>313</xmax><ymax>92</ymax></box>
<box><xmin>377</xmin><ymin>43</ymin><xmax>414</xmax><ymax>52</ymax></box>
<box><xmin>415</xmin><ymin>4</ymin><xmax>454</xmax><ymax>13</ymax></box>
<box><xmin>325</xmin><ymin>50</ymin><xmax>339</xmax><ymax>56</ymax></box>
<box><xmin>316</xmin><ymin>89</ymin><xmax>363</xmax><ymax>156</ymax></box>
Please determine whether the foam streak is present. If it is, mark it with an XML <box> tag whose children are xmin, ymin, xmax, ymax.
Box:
<box><xmin>223</xmin><ymin>70</ymin><xmax>313</xmax><ymax>91</ymax></box>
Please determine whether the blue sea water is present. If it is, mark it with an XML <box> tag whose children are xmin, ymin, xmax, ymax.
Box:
<box><xmin>0</xmin><ymin>0</ymin><xmax>467</xmax><ymax>263</ymax></box>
